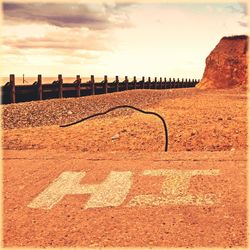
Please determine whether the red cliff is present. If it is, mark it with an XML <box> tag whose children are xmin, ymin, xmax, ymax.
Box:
<box><xmin>196</xmin><ymin>35</ymin><xmax>248</xmax><ymax>89</ymax></box>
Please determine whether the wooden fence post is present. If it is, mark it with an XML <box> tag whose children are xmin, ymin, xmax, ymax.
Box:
<box><xmin>148</xmin><ymin>77</ymin><xmax>151</xmax><ymax>89</ymax></box>
<box><xmin>142</xmin><ymin>76</ymin><xmax>145</xmax><ymax>89</ymax></box>
<box><xmin>58</xmin><ymin>74</ymin><xmax>63</xmax><ymax>98</ymax></box>
<box><xmin>115</xmin><ymin>76</ymin><xmax>119</xmax><ymax>92</ymax></box>
<box><xmin>181</xmin><ymin>78</ymin><xmax>184</xmax><ymax>88</ymax></box>
<box><xmin>125</xmin><ymin>76</ymin><xmax>129</xmax><ymax>90</ymax></box>
<box><xmin>164</xmin><ymin>77</ymin><xmax>167</xmax><ymax>89</ymax></box>
<box><xmin>192</xmin><ymin>79</ymin><xmax>195</xmax><ymax>87</ymax></box>
<box><xmin>168</xmin><ymin>78</ymin><xmax>172</xmax><ymax>89</ymax></box>
<box><xmin>10</xmin><ymin>74</ymin><xmax>16</xmax><ymax>103</ymax></box>
<box><xmin>76</xmin><ymin>75</ymin><xmax>81</xmax><ymax>97</ymax></box>
<box><xmin>133</xmin><ymin>76</ymin><xmax>137</xmax><ymax>89</ymax></box>
<box><xmin>90</xmin><ymin>75</ymin><xmax>95</xmax><ymax>95</ymax></box>
<box><xmin>173</xmin><ymin>78</ymin><xmax>176</xmax><ymax>89</ymax></box>
<box><xmin>103</xmin><ymin>75</ymin><xmax>108</xmax><ymax>94</ymax></box>
<box><xmin>154</xmin><ymin>77</ymin><xmax>157</xmax><ymax>89</ymax></box>
<box><xmin>176</xmin><ymin>78</ymin><xmax>180</xmax><ymax>88</ymax></box>
<box><xmin>37</xmin><ymin>74</ymin><xmax>43</xmax><ymax>100</ymax></box>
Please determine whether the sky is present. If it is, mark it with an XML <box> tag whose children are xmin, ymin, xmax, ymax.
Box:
<box><xmin>1</xmin><ymin>1</ymin><xmax>248</xmax><ymax>79</ymax></box>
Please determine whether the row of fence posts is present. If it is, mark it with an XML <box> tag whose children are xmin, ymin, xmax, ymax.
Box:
<box><xmin>4</xmin><ymin>74</ymin><xmax>200</xmax><ymax>104</ymax></box>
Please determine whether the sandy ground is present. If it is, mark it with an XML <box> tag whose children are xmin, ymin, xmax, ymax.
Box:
<box><xmin>1</xmin><ymin>88</ymin><xmax>248</xmax><ymax>247</ymax></box>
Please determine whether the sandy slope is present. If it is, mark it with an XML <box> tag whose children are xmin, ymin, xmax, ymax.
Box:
<box><xmin>2</xmin><ymin>88</ymin><xmax>247</xmax><ymax>152</ymax></box>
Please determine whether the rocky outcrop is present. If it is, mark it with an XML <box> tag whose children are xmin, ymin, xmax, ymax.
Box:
<box><xmin>196</xmin><ymin>35</ymin><xmax>248</xmax><ymax>89</ymax></box>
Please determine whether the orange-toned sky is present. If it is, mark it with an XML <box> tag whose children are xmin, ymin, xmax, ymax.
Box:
<box><xmin>1</xmin><ymin>1</ymin><xmax>248</xmax><ymax>79</ymax></box>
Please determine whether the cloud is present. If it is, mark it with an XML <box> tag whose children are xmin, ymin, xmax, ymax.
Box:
<box><xmin>238</xmin><ymin>20</ymin><xmax>248</xmax><ymax>27</ymax></box>
<box><xmin>1</xmin><ymin>44</ymin><xmax>22</xmax><ymax>55</ymax></box>
<box><xmin>3</xmin><ymin>28</ymin><xmax>111</xmax><ymax>52</ymax></box>
<box><xmin>226</xmin><ymin>2</ymin><xmax>248</xmax><ymax>27</ymax></box>
<box><xmin>4</xmin><ymin>36</ymin><xmax>104</xmax><ymax>50</ymax></box>
<box><xmin>3</xmin><ymin>2</ymin><xmax>133</xmax><ymax>30</ymax></box>
<box><xmin>2</xmin><ymin>2</ymin><xmax>133</xmax><ymax>57</ymax></box>
<box><xmin>227</xmin><ymin>2</ymin><xmax>248</xmax><ymax>16</ymax></box>
<box><xmin>238</xmin><ymin>2</ymin><xmax>247</xmax><ymax>15</ymax></box>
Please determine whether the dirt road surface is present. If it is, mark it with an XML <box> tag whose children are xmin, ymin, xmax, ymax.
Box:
<box><xmin>2</xmin><ymin>88</ymin><xmax>248</xmax><ymax>247</ymax></box>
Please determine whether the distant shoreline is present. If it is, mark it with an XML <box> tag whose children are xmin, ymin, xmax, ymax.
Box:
<box><xmin>0</xmin><ymin>77</ymin><xmax>115</xmax><ymax>85</ymax></box>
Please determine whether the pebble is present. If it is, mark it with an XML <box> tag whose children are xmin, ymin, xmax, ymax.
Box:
<box><xmin>191</xmin><ymin>130</ymin><xmax>197</xmax><ymax>136</ymax></box>
<box><xmin>2</xmin><ymin>90</ymin><xmax>172</xmax><ymax>130</ymax></box>
<box><xmin>111</xmin><ymin>134</ymin><xmax>120</xmax><ymax>140</ymax></box>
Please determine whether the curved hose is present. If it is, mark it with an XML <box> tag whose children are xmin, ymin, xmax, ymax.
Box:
<box><xmin>60</xmin><ymin>105</ymin><xmax>168</xmax><ymax>152</ymax></box>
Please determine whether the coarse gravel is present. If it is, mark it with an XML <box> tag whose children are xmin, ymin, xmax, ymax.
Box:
<box><xmin>2</xmin><ymin>89</ymin><xmax>200</xmax><ymax>130</ymax></box>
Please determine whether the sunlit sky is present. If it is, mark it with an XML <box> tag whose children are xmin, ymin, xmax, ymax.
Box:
<box><xmin>1</xmin><ymin>1</ymin><xmax>248</xmax><ymax>79</ymax></box>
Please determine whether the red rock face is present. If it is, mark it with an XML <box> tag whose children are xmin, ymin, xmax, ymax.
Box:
<box><xmin>197</xmin><ymin>35</ymin><xmax>248</xmax><ymax>89</ymax></box>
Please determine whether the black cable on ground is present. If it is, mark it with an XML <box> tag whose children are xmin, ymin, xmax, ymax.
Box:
<box><xmin>60</xmin><ymin>105</ymin><xmax>168</xmax><ymax>152</ymax></box>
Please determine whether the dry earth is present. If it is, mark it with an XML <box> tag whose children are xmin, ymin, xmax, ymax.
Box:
<box><xmin>1</xmin><ymin>88</ymin><xmax>248</xmax><ymax>248</ymax></box>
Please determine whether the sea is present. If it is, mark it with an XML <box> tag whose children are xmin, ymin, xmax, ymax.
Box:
<box><xmin>0</xmin><ymin>76</ymin><xmax>124</xmax><ymax>85</ymax></box>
